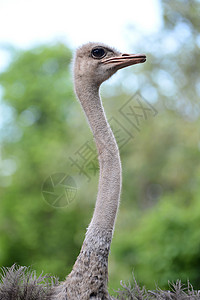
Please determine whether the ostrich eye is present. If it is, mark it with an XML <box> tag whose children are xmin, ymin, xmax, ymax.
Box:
<box><xmin>91</xmin><ymin>48</ymin><xmax>106</xmax><ymax>59</ymax></box>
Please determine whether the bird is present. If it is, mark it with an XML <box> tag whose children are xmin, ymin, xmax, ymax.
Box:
<box><xmin>53</xmin><ymin>42</ymin><xmax>146</xmax><ymax>299</ymax></box>
<box><xmin>0</xmin><ymin>43</ymin><xmax>146</xmax><ymax>300</ymax></box>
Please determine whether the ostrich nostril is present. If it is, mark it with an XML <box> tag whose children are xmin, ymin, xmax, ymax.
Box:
<box><xmin>121</xmin><ymin>53</ymin><xmax>129</xmax><ymax>57</ymax></box>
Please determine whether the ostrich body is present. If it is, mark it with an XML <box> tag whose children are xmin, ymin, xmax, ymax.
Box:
<box><xmin>54</xmin><ymin>43</ymin><xmax>146</xmax><ymax>300</ymax></box>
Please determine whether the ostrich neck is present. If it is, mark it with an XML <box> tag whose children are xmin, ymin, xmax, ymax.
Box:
<box><xmin>75</xmin><ymin>79</ymin><xmax>122</xmax><ymax>249</ymax></box>
<box><xmin>52</xmin><ymin>79</ymin><xmax>123</xmax><ymax>299</ymax></box>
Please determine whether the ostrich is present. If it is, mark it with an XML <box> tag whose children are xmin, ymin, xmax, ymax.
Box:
<box><xmin>0</xmin><ymin>43</ymin><xmax>146</xmax><ymax>300</ymax></box>
<box><xmin>53</xmin><ymin>43</ymin><xmax>146</xmax><ymax>300</ymax></box>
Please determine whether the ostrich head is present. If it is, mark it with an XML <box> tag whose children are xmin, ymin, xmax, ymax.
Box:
<box><xmin>73</xmin><ymin>42</ymin><xmax>146</xmax><ymax>88</ymax></box>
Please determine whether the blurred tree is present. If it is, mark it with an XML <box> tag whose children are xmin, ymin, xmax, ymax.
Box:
<box><xmin>108</xmin><ymin>0</ymin><xmax>200</xmax><ymax>292</ymax></box>
<box><xmin>110</xmin><ymin>111</ymin><xmax>200</xmax><ymax>290</ymax></box>
<box><xmin>125</xmin><ymin>0</ymin><xmax>200</xmax><ymax>116</ymax></box>
<box><xmin>0</xmin><ymin>0</ymin><xmax>200</xmax><ymax>295</ymax></box>
<box><xmin>0</xmin><ymin>44</ymin><xmax>91</xmax><ymax>279</ymax></box>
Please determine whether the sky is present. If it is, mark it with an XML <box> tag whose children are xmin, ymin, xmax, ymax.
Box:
<box><xmin>0</xmin><ymin>0</ymin><xmax>162</xmax><ymax>130</ymax></box>
<box><xmin>0</xmin><ymin>0</ymin><xmax>162</xmax><ymax>70</ymax></box>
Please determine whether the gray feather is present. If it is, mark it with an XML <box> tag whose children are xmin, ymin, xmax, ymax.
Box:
<box><xmin>0</xmin><ymin>264</ymin><xmax>58</xmax><ymax>300</ymax></box>
<box><xmin>1</xmin><ymin>265</ymin><xmax>200</xmax><ymax>299</ymax></box>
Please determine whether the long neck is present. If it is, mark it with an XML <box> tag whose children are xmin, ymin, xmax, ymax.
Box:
<box><xmin>75</xmin><ymin>79</ymin><xmax>122</xmax><ymax>248</ymax></box>
<box><xmin>54</xmin><ymin>79</ymin><xmax>122</xmax><ymax>299</ymax></box>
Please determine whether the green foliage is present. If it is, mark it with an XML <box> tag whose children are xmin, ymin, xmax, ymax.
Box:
<box><xmin>109</xmin><ymin>111</ymin><xmax>200</xmax><ymax>291</ymax></box>
<box><xmin>0</xmin><ymin>44</ymin><xmax>89</xmax><ymax>280</ymax></box>
<box><xmin>112</xmin><ymin>192</ymin><xmax>200</xmax><ymax>289</ymax></box>
<box><xmin>0</xmin><ymin>0</ymin><xmax>200</xmax><ymax>294</ymax></box>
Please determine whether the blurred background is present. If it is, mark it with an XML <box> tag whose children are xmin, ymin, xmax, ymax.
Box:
<box><xmin>0</xmin><ymin>0</ymin><xmax>200</xmax><ymax>296</ymax></box>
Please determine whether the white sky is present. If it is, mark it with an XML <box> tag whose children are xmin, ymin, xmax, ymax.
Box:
<box><xmin>0</xmin><ymin>0</ymin><xmax>162</xmax><ymax>70</ymax></box>
<box><xmin>0</xmin><ymin>0</ymin><xmax>162</xmax><ymax>130</ymax></box>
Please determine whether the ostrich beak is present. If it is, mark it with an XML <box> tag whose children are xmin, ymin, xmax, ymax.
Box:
<box><xmin>102</xmin><ymin>53</ymin><xmax>146</xmax><ymax>70</ymax></box>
